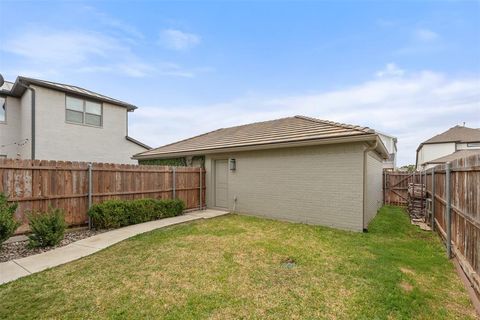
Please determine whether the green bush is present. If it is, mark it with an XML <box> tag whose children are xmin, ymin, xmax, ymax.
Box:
<box><xmin>88</xmin><ymin>198</ymin><xmax>185</xmax><ymax>229</ymax></box>
<box><xmin>28</xmin><ymin>208</ymin><xmax>67</xmax><ymax>247</ymax></box>
<box><xmin>0</xmin><ymin>193</ymin><xmax>20</xmax><ymax>246</ymax></box>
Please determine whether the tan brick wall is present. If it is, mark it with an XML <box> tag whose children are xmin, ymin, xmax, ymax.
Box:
<box><xmin>364</xmin><ymin>151</ymin><xmax>383</xmax><ymax>228</ymax></box>
<box><xmin>205</xmin><ymin>142</ymin><xmax>366</xmax><ymax>231</ymax></box>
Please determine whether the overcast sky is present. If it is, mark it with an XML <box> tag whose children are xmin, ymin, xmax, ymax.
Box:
<box><xmin>1</xmin><ymin>1</ymin><xmax>479</xmax><ymax>165</ymax></box>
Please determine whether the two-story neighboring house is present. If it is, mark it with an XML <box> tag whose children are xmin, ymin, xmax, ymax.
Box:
<box><xmin>0</xmin><ymin>76</ymin><xmax>150</xmax><ymax>164</ymax></box>
<box><xmin>377</xmin><ymin>132</ymin><xmax>397</xmax><ymax>170</ymax></box>
<box><xmin>416</xmin><ymin>125</ymin><xmax>480</xmax><ymax>170</ymax></box>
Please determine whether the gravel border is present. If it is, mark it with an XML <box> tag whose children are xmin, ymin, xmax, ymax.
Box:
<box><xmin>0</xmin><ymin>229</ymin><xmax>106</xmax><ymax>263</ymax></box>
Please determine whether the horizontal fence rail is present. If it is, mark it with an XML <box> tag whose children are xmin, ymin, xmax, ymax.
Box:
<box><xmin>384</xmin><ymin>154</ymin><xmax>480</xmax><ymax>293</ymax></box>
<box><xmin>0</xmin><ymin>159</ymin><xmax>206</xmax><ymax>234</ymax></box>
<box><xmin>383</xmin><ymin>171</ymin><xmax>423</xmax><ymax>206</ymax></box>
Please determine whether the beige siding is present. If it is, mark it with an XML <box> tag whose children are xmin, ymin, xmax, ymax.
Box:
<box><xmin>32</xmin><ymin>86</ymin><xmax>145</xmax><ymax>163</ymax></box>
<box><xmin>457</xmin><ymin>143</ymin><xmax>480</xmax><ymax>150</ymax></box>
<box><xmin>0</xmin><ymin>96</ymin><xmax>23</xmax><ymax>158</ymax></box>
<box><xmin>417</xmin><ymin>143</ymin><xmax>456</xmax><ymax>168</ymax></box>
<box><xmin>19</xmin><ymin>91</ymin><xmax>32</xmax><ymax>159</ymax></box>
<box><xmin>205</xmin><ymin>142</ymin><xmax>366</xmax><ymax>231</ymax></box>
<box><xmin>364</xmin><ymin>151</ymin><xmax>383</xmax><ymax>228</ymax></box>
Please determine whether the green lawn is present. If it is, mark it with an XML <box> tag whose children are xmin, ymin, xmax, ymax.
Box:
<box><xmin>0</xmin><ymin>206</ymin><xmax>475</xmax><ymax>319</ymax></box>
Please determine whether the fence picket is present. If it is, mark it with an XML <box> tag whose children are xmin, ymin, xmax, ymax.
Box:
<box><xmin>0</xmin><ymin>159</ymin><xmax>205</xmax><ymax>234</ymax></box>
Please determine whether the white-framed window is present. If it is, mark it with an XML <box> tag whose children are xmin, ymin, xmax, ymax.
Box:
<box><xmin>0</xmin><ymin>155</ymin><xmax>6</xmax><ymax>158</ymax></box>
<box><xmin>66</xmin><ymin>96</ymin><xmax>102</xmax><ymax>127</ymax></box>
<box><xmin>467</xmin><ymin>142</ymin><xmax>480</xmax><ymax>148</ymax></box>
<box><xmin>0</xmin><ymin>96</ymin><xmax>6</xmax><ymax>123</ymax></box>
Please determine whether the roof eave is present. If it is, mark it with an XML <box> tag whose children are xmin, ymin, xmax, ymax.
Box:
<box><xmin>0</xmin><ymin>89</ymin><xmax>16</xmax><ymax>97</ymax></box>
<box><xmin>125</xmin><ymin>136</ymin><xmax>151</xmax><ymax>150</ymax></box>
<box><xmin>374</xmin><ymin>136</ymin><xmax>390</xmax><ymax>159</ymax></box>
<box><xmin>10</xmin><ymin>77</ymin><xmax>137</xmax><ymax>110</ymax></box>
<box><xmin>133</xmin><ymin>133</ymin><xmax>379</xmax><ymax>160</ymax></box>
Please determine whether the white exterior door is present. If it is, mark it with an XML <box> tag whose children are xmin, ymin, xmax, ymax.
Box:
<box><xmin>214</xmin><ymin>159</ymin><xmax>228</xmax><ymax>208</ymax></box>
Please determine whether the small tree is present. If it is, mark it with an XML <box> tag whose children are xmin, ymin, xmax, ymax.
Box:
<box><xmin>28</xmin><ymin>208</ymin><xmax>67</xmax><ymax>247</ymax></box>
<box><xmin>0</xmin><ymin>193</ymin><xmax>20</xmax><ymax>246</ymax></box>
<box><xmin>399</xmin><ymin>164</ymin><xmax>416</xmax><ymax>173</ymax></box>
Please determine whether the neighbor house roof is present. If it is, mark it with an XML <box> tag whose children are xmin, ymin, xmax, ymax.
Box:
<box><xmin>0</xmin><ymin>76</ymin><xmax>137</xmax><ymax>110</ymax></box>
<box><xmin>425</xmin><ymin>149</ymin><xmax>480</xmax><ymax>165</ymax></box>
<box><xmin>134</xmin><ymin>115</ymin><xmax>388</xmax><ymax>159</ymax></box>
<box><xmin>421</xmin><ymin>125</ymin><xmax>480</xmax><ymax>145</ymax></box>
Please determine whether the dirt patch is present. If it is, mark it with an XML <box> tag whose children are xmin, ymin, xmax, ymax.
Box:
<box><xmin>0</xmin><ymin>228</ymin><xmax>106</xmax><ymax>262</ymax></box>
<box><xmin>281</xmin><ymin>257</ymin><xmax>297</xmax><ymax>269</ymax></box>
<box><xmin>400</xmin><ymin>267</ymin><xmax>415</xmax><ymax>276</ymax></box>
<box><xmin>399</xmin><ymin>281</ymin><xmax>414</xmax><ymax>292</ymax></box>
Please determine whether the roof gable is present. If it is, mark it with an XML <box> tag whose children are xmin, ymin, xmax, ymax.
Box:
<box><xmin>135</xmin><ymin>115</ymin><xmax>382</xmax><ymax>159</ymax></box>
<box><xmin>422</xmin><ymin>125</ymin><xmax>480</xmax><ymax>144</ymax></box>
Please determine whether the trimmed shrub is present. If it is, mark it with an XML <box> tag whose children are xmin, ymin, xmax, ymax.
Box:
<box><xmin>88</xmin><ymin>198</ymin><xmax>185</xmax><ymax>229</ymax></box>
<box><xmin>28</xmin><ymin>208</ymin><xmax>67</xmax><ymax>247</ymax></box>
<box><xmin>0</xmin><ymin>193</ymin><xmax>20</xmax><ymax>246</ymax></box>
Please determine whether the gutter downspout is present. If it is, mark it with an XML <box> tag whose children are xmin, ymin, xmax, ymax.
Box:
<box><xmin>362</xmin><ymin>139</ymin><xmax>378</xmax><ymax>232</ymax></box>
<box><xmin>17</xmin><ymin>82</ymin><xmax>36</xmax><ymax>160</ymax></box>
<box><xmin>30</xmin><ymin>87</ymin><xmax>36</xmax><ymax>160</ymax></box>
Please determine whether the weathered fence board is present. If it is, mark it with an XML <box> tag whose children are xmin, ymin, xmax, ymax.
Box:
<box><xmin>426</xmin><ymin>155</ymin><xmax>480</xmax><ymax>293</ymax></box>
<box><xmin>383</xmin><ymin>171</ymin><xmax>422</xmax><ymax>206</ymax></box>
<box><xmin>0</xmin><ymin>159</ymin><xmax>206</xmax><ymax>234</ymax></box>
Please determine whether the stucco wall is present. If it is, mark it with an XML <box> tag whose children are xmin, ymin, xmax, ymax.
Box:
<box><xmin>364</xmin><ymin>151</ymin><xmax>383</xmax><ymax>228</ymax></box>
<box><xmin>417</xmin><ymin>143</ymin><xmax>456</xmax><ymax>167</ymax></box>
<box><xmin>205</xmin><ymin>142</ymin><xmax>366</xmax><ymax>231</ymax></box>
<box><xmin>0</xmin><ymin>96</ymin><xmax>23</xmax><ymax>158</ymax></box>
<box><xmin>32</xmin><ymin>86</ymin><xmax>145</xmax><ymax>163</ymax></box>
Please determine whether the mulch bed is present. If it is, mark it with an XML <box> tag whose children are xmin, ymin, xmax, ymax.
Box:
<box><xmin>0</xmin><ymin>229</ymin><xmax>106</xmax><ymax>263</ymax></box>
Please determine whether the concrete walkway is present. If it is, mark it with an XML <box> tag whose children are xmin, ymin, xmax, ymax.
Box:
<box><xmin>0</xmin><ymin>209</ymin><xmax>228</xmax><ymax>285</ymax></box>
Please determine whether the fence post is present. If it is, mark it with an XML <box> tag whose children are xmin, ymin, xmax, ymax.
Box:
<box><xmin>87</xmin><ymin>163</ymin><xmax>93</xmax><ymax>229</ymax></box>
<box><xmin>199</xmin><ymin>168</ymin><xmax>203</xmax><ymax>210</ymax></box>
<box><xmin>383</xmin><ymin>171</ymin><xmax>386</xmax><ymax>205</ymax></box>
<box><xmin>172</xmin><ymin>167</ymin><xmax>176</xmax><ymax>199</ymax></box>
<box><xmin>446</xmin><ymin>161</ymin><xmax>452</xmax><ymax>259</ymax></box>
<box><xmin>424</xmin><ymin>170</ymin><xmax>427</xmax><ymax>216</ymax></box>
<box><xmin>431</xmin><ymin>167</ymin><xmax>435</xmax><ymax>231</ymax></box>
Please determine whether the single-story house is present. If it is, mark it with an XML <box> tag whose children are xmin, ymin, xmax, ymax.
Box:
<box><xmin>134</xmin><ymin>116</ymin><xmax>389</xmax><ymax>231</ymax></box>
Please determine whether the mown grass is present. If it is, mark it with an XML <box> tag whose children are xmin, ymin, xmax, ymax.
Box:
<box><xmin>0</xmin><ymin>206</ymin><xmax>475</xmax><ymax>319</ymax></box>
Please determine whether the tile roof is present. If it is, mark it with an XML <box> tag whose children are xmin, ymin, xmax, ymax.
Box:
<box><xmin>422</xmin><ymin>125</ymin><xmax>480</xmax><ymax>144</ymax></box>
<box><xmin>425</xmin><ymin>149</ymin><xmax>480</xmax><ymax>164</ymax></box>
<box><xmin>135</xmin><ymin>115</ymin><xmax>379</xmax><ymax>159</ymax></box>
<box><xmin>1</xmin><ymin>76</ymin><xmax>136</xmax><ymax>110</ymax></box>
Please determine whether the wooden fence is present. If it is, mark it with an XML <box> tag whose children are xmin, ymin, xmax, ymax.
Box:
<box><xmin>383</xmin><ymin>171</ymin><xmax>422</xmax><ymax>206</ymax></box>
<box><xmin>384</xmin><ymin>154</ymin><xmax>480</xmax><ymax>293</ymax></box>
<box><xmin>425</xmin><ymin>155</ymin><xmax>480</xmax><ymax>293</ymax></box>
<box><xmin>0</xmin><ymin>159</ymin><xmax>206</xmax><ymax>234</ymax></box>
